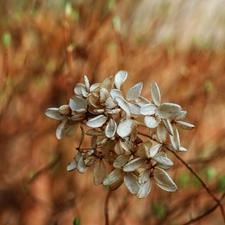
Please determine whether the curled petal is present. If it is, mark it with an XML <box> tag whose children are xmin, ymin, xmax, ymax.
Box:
<box><xmin>150</xmin><ymin>82</ymin><xmax>161</xmax><ymax>106</ymax></box>
<box><xmin>105</xmin><ymin>118</ymin><xmax>117</xmax><ymax>138</ymax></box>
<box><xmin>77</xmin><ymin>157</ymin><xmax>88</xmax><ymax>174</ymax></box>
<box><xmin>56</xmin><ymin>119</ymin><xmax>67</xmax><ymax>139</ymax></box>
<box><xmin>115</xmin><ymin>96</ymin><xmax>131</xmax><ymax>117</ymax></box>
<box><xmin>86</xmin><ymin>115</ymin><xmax>108</xmax><ymax>128</ymax></box>
<box><xmin>67</xmin><ymin>159</ymin><xmax>77</xmax><ymax>172</ymax></box>
<box><xmin>162</xmin><ymin>119</ymin><xmax>174</xmax><ymax>136</ymax></box>
<box><xmin>169</xmin><ymin>126</ymin><xmax>180</xmax><ymax>151</ymax></box>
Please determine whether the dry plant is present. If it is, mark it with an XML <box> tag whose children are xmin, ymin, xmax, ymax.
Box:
<box><xmin>1</xmin><ymin>0</ymin><xmax>225</xmax><ymax>225</ymax></box>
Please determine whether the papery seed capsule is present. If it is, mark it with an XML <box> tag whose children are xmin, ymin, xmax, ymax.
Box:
<box><xmin>59</xmin><ymin>105</ymin><xmax>71</xmax><ymax>116</ymax></box>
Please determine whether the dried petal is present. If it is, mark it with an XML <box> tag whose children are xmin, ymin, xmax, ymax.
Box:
<box><xmin>144</xmin><ymin>116</ymin><xmax>158</xmax><ymax>128</ymax></box>
<box><xmin>174</xmin><ymin>110</ymin><xmax>187</xmax><ymax>120</ymax></box>
<box><xmin>115</xmin><ymin>96</ymin><xmax>131</xmax><ymax>117</ymax></box>
<box><xmin>100</xmin><ymin>88</ymin><xmax>109</xmax><ymax>103</ymax></box>
<box><xmin>110</xmin><ymin>89</ymin><xmax>123</xmax><ymax>100</ymax></box>
<box><xmin>84</xmin><ymin>75</ymin><xmax>90</xmax><ymax>92</ymax></box>
<box><xmin>176</xmin><ymin>121</ymin><xmax>195</xmax><ymax>130</ymax></box>
<box><xmin>45</xmin><ymin>108</ymin><xmax>65</xmax><ymax>120</ymax></box>
<box><xmin>149</xmin><ymin>144</ymin><xmax>162</xmax><ymax>158</ymax></box>
<box><xmin>128</xmin><ymin>102</ymin><xmax>140</xmax><ymax>115</ymax></box>
<box><xmin>154</xmin><ymin>167</ymin><xmax>177</xmax><ymax>192</ymax></box>
<box><xmin>86</xmin><ymin>129</ymin><xmax>105</xmax><ymax>136</ymax></box>
<box><xmin>126</xmin><ymin>82</ymin><xmax>143</xmax><ymax>101</ymax></box>
<box><xmin>114</xmin><ymin>70</ymin><xmax>128</xmax><ymax>90</ymax></box>
<box><xmin>64</xmin><ymin>123</ymin><xmax>79</xmax><ymax>137</ymax></box>
<box><xmin>156</xmin><ymin>103</ymin><xmax>181</xmax><ymax>119</ymax></box>
<box><xmin>123</xmin><ymin>158</ymin><xmax>145</xmax><ymax>172</ymax></box>
<box><xmin>153</xmin><ymin>154</ymin><xmax>173</xmax><ymax>168</ymax></box>
<box><xmin>157</xmin><ymin>123</ymin><xmax>168</xmax><ymax>143</ymax></box>
<box><xmin>69</xmin><ymin>96</ymin><xmax>87</xmax><ymax>111</ymax></box>
<box><xmin>117</xmin><ymin>119</ymin><xmax>134</xmax><ymax>138</ymax></box>
<box><xmin>135</xmin><ymin>96</ymin><xmax>150</xmax><ymax>106</ymax></box>
<box><xmin>124</xmin><ymin>172</ymin><xmax>139</xmax><ymax>194</ymax></box>
<box><xmin>56</xmin><ymin>119</ymin><xmax>67</xmax><ymax>139</ymax></box>
<box><xmin>105</xmin><ymin>97</ymin><xmax>117</xmax><ymax>109</ymax></box>
<box><xmin>103</xmin><ymin>169</ymin><xmax>124</xmax><ymax>191</ymax></box>
<box><xmin>113</xmin><ymin>154</ymin><xmax>131</xmax><ymax>168</ymax></box>
<box><xmin>140</xmin><ymin>104</ymin><xmax>157</xmax><ymax>115</ymax></box>
<box><xmin>169</xmin><ymin>126</ymin><xmax>180</xmax><ymax>150</ymax></box>
<box><xmin>59</xmin><ymin>105</ymin><xmax>70</xmax><ymax>116</ymax></box>
<box><xmin>150</xmin><ymin>82</ymin><xmax>161</xmax><ymax>106</ymax></box>
<box><xmin>137</xmin><ymin>180</ymin><xmax>151</xmax><ymax>198</ymax></box>
<box><xmin>77</xmin><ymin>157</ymin><xmax>88</xmax><ymax>174</ymax></box>
<box><xmin>94</xmin><ymin>160</ymin><xmax>107</xmax><ymax>185</ymax></box>
<box><xmin>67</xmin><ymin>159</ymin><xmax>77</xmax><ymax>172</ymax></box>
<box><xmin>162</xmin><ymin>119</ymin><xmax>174</xmax><ymax>136</ymax></box>
<box><xmin>101</xmin><ymin>76</ymin><xmax>114</xmax><ymax>91</ymax></box>
<box><xmin>86</xmin><ymin>115</ymin><xmax>108</xmax><ymax>128</ymax></box>
<box><xmin>105</xmin><ymin>118</ymin><xmax>117</xmax><ymax>138</ymax></box>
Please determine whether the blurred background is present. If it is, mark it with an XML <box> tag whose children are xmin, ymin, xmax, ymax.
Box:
<box><xmin>1</xmin><ymin>0</ymin><xmax>225</xmax><ymax>224</ymax></box>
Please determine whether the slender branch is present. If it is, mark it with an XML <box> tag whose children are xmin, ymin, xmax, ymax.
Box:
<box><xmin>104</xmin><ymin>190</ymin><xmax>111</xmax><ymax>225</ymax></box>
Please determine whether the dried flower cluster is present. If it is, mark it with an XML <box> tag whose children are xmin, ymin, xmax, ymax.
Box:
<box><xmin>45</xmin><ymin>71</ymin><xmax>194</xmax><ymax>198</ymax></box>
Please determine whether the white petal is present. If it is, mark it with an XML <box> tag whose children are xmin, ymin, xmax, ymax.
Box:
<box><xmin>156</xmin><ymin>103</ymin><xmax>181</xmax><ymax>119</ymax></box>
<box><xmin>136</xmin><ymin>180</ymin><xmax>151</xmax><ymax>198</ymax></box>
<box><xmin>154</xmin><ymin>167</ymin><xmax>177</xmax><ymax>192</ymax></box>
<box><xmin>90</xmin><ymin>83</ymin><xmax>100</xmax><ymax>92</ymax></box>
<box><xmin>94</xmin><ymin>160</ymin><xmax>107</xmax><ymax>185</ymax></box>
<box><xmin>69</xmin><ymin>96</ymin><xmax>87</xmax><ymax>111</ymax></box>
<box><xmin>135</xmin><ymin>96</ymin><xmax>150</xmax><ymax>106</ymax></box>
<box><xmin>67</xmin><ymin>159</ymin><xmax>77</xmax><ymax>172</ymax></box>
<box><xmin>174</xmin><ymin>110</ymin><xmax>187</xmax><ymax>120</ymax></box>
<box><xmin>110</xmin><ymin>89</ymin><xmax>123</xmax><ymax>100</ymax></box>
<box><xmin>157</xmin><ymin>123</ymin><xmax>168</xmax><ymax>143</ymax></box>
<box><xmin>149</xmin><ymin>144</ymin><xmax>162</xmax><ymax>158</ymax></box>
<box><xmin>117</xmin><ymin>119</ymin><xmax>134</xmax><ymax>138</ymax></box>
<box><xmin>84</xmin><ymin>75</ymin><xmax>90</xmax><ymax>92</ymax></box>
<box><xmin>45</xmin><ymin>108</ymin><xmax>65</xmax><ymax>120</ymax></box>
<box><xmin>124</xmin><ymin>172</ymin><xmax>139</xmax><ymax>194</ymax></box>
<box><xmin>169</xmin><ymin>126</ymin><xmax>180</xmax><ymax>151</ymax></box>
<box><xmin>115</xmin><ymin>96</ymin><xmax>131</xmax><ymax>117</ymax></box>
<box><xmin>100</xmin><ymin>88</ymin><xmax>109</xmax><ymax>103</ymax></box>
<box><xmin>128</xmin><ymin>102</ymin><xmax>140</xmax><ymax>115</ymax></box>
<box><xmin>162</xmin><ymin>119</ymin><xmax>174</xmax><ymax>136</ymax></box>
<box><xmin>105</xmin><ymin>97</ymin><xmax>117</xmax><ymax>109</ymax></box>
<box><xmin>77</xmin><ymin>157</ymin><xmax>88</xmax><ymax>174</ymax></box>
<box><xmin>103</xmin><ymin>169</ymin><xmax>124</xmax><ymax>190</ymax></box>
<box><xmin>86</xmin><ymin>115</ymin><xmax>108</xmax><ymax>128</ymax></box>
<box><xmin>144</xmin><ymin>116</ymin><xmax>158</xmax><ymax>128</ymax></box>
<box><xmin>105</xmin><ymin>119</ymin><xmax>117</xmax><ymax>138</ymax></box>
<box><xmin>123</xmin><ymin>158</ymin><xmax>145</xmax><ymax>172</ymax></box>
<box><xmin>153</xmin><ymin>154</ymin><xmax>173</xmax><ymax>168</ymax></box>
<box><xmin>100</xmin><ymin>76</ymin><xmax>114</xmax><ymax>91</ymax></box>
<box><xmin>56</xmin><ymin>119</ymin><xmax>67</xmax><ymax>139</ymax></box>
<box><xmin>64</xmin><ymin>123</ymin><xmax>79</xmax><ymax>137</ymax></box>
<box><xmin>140</xmin><ymin>104</ymin><xmax>157</xmax><ymax>116</ymax></box>
<box><xmin>114</xmin><ymin>70</ymin><xmax>128</xmax><ymax>90</ymax></box>
<box><xmin>126</xmin><ymin>82</ymin><xmax>143</xmax><ymax>101</ymax></box>
<box><xmin>150</xmin><ymin>82</ymin><xmax>161</xmax><ymax>106</ymax></box>
<box><xmin>176</xmin><ymin>121</ymin><xmax>195</xmax><ymax>130</ymax></box>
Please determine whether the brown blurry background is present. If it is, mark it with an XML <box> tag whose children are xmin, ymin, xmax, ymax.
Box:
<box><xmin>1</xmin><ymin>0</ymin><xmax>225</xmax><ymax>224</ymax></box>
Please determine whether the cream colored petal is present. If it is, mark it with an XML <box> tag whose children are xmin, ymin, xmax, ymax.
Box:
<box><xmin>140</xmin><ymin>103</ymin><xmax>156</xmax><ymax>115</ymax></box>
<box><xmin>114</xmin><ymin>70</ymin><xmax>128</xmax><ymax>90</ymax></box>
<box><xmin>174</xmin><ymin>110</ymin><xmax>187</xmax><ymax>120</ymax></box>
<box><xmin>77</xmin><ymin>157</ymin><xmax>88</xmax><ymax>174</ymax></box>
<box><xmin>123</xmin><ymin>158</ymin><xmax>145</xmax><ymax>172</ymax></box>
<box><xmin>144</xmin><ymin>116</ymin><xmax>158</xmax><ymax>128</ymax></box>
<box><xmin>115</xmin><ymin>96</ymin><xmax>131</xmax><ymax>117</ymax></box>
<box><xmin>64</xmin><ymin>123</ymin><xmax>79</xmax><ymax>137</ymax></box>
<box><xmin>162</xmin><ymin>119</ymin><xmax>174</xmax><ymax>136</ymax></box>
<box><xmin>128</xmin><ymin>102</ymin><xmax>140</xmax><ymax>115</ymax></box>
<box><xmin>124</xmin><ymin>172</ymin><xmax>139</xmax><ymax>194</ymax></box>
<box><xmin>176</xmin><ymin>121</ymin><xmax>195</xmax><ymax>130</ymax></box>
<box><xmin>135</xmin><ymin>96</ymin><xmax>150</xmax><ymax>107</ymax></box>
<box><xmin>100</xmin><ymin>88</ymin><xmax>109</xmax><ymax>103</ymax></box>
<box><xmin>149</xmin><ymin>144</ymin><xmax>162</xmax><ymax>158</ymax></box>
<box><xmin>117</xmin><ymin>119</ymin><xmax>134</xmax><ymax>138</ymax></box>
<box><xmin>169</xmin><ymin>126</ymin><xmax>180</xmax><ymax>151</ymax></box>
<box><xmin>94</xmin><ymin>160</ymin><xmax>107</xmax><ymax>186</ymax></box>
<box><xmin>56</xmin><ymin>119</ymin><xmax>67</xmax><ymax>139</ymax></box>
<box><xmin>156</xmin><ymin>103</ymin><xmax>181</xmax><ymax>119</ymax></box>
<box><xmin>157</xmin><ymin>123</ymin><xmax>168</xmax><ymax>143</ymax></box>
<box><xmin>153</xmin><ymin>154</ymin><xmax>173</xmax><ymax>168</ymax></box>
<box><xmin>86</xmin><ymin>115</ymin><xmax>108</xmax><ymax>128</ymax></box>
<box><xmin>150</xmin><ymin>82</ymin><xmax>161</xmax><ymax>106</ymax></box>
<box><xmin>126</xmin><ymin>82</ymin><xmax>143</xmax><ymax>101</ymax></box>
<box><xmin>136</xmin><ymin>180</ymin><xmax>151</xmax><ymax>198</ymax></box>
<box><xmin>103</xmin><ymin>169</ymin><xmax>124</xmax><ymax>191</ymax></box>
<box><xmin>45</xmin><ymin>108</ymin><xmax>65</xmax><ymax>120</ymax></box>
<box><xmin>105</xmin><ymin>118</ymin><xmax>117</xmax><ymax>138</ymax></box>
<box><xmin>100</xmin><ymin>76</ymin><xmax>114</xmax><ymax>91</ymax></box>
<box><xmin>84</xmin><ymin>75</ymin><xmax>90</xmax><ymax>92</ymax></box>
<box><xmin>105</xmin><ymin>96</ymin><xmax>117</xmax><ymax>109</ymax></box>
<box><xmin>154</xmin><ymin>167</ymin><xmax>177</xmax><ymax>192</ymax></box>
<box><xmin>67</xmin><ymin>159</ymin><xmax>77</xmax><ymax>172</ymax></box>
<box><xmin>69</xmin><ymin>96</ymin><xmax>87</xmax><ymax>111</ymax></box>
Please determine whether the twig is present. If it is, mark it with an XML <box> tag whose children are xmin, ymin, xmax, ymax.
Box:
<box><xmin>104</xmin><ymin>190</ymin><xmax>111</xmax><ymax>225</ymax></box>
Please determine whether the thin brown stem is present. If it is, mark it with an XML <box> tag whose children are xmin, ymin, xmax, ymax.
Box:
<box><xmin>104</xmin><ymin>190</ymin><xmax>111</xmax><ymax>225</ymax></box>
